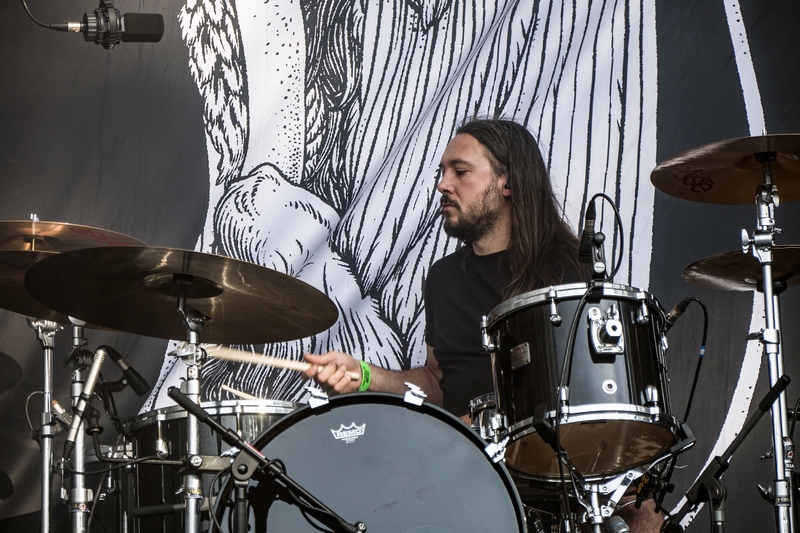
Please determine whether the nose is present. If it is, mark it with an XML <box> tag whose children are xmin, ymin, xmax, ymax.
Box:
<box><xmin>436</xmin><ymin>170</ymin><xmax>454</xmax><ymax>194</ymax></box>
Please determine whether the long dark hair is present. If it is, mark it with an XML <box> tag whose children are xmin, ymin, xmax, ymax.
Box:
<box><xmin>456</xmin><ymin>119</ymin><xmax>586</xmax><ymax>297</ymax></box>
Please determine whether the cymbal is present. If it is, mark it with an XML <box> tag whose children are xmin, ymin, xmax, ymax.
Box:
<box><xmin>24</xmin><ymin>246</ymin><xmax>339</xmax><ymax>344</ymax></box>
<box><xmin>0</xmin><ymin>221</ymin><xmax>146</xmax><ymax>324</ymax></box>
<box><xmin>651</xmin><ymin>134</ymin><xmax>800</xmax><ymax>204</ymax></box>
<box><xmin>683</xmin><ymin>246</ymin><xmax>800</xmax><ymax>292</ymax></box>
<box><xmin>0</xmin><ymin>220</ymin><xmax>146</xmax><ymax>252</ymax></box>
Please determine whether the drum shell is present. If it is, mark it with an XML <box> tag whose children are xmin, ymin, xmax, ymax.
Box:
<box><xmin>486</xmin><ymin>283</ymin><xmax>677</xmax><ymax>480</ymax></box>
<box><xmin>126</xmin><ymin>399</ymin><xmax>298</xmax><ymax>533</ymax></box>
<box><xmin>222</xmin><ymin>392</ymin><xmax>526</xmax><ymax>532</ymax></box>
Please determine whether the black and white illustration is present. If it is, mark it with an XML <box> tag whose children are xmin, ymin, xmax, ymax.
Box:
<box><xmin>144</xmin><ymin>0</ymin><xmax>661</xmax><ymax>410</ymax></box>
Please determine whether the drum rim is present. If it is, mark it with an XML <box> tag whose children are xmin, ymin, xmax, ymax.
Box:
<box><xmin>485</xmin><ymin>281</ymin><xmax>664</xmax><ymax>327</ymax></box>
<box><xmin>232</xmin><ymin>391</ymin><xmax>527</xmax><ymax>532</ymax></box>
<box><xmin>131</xmin><ymin>398</ymin><xmax>302</xmax><ymax>427</ymax></box>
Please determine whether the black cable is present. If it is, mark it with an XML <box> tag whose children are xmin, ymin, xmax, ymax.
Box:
<box><xmin>207</xmin><ymin>468</ymin><xmax>231</xmax><ymax>533</ymax></box>
<box><xmin>553</xmin><ymin>284</ymin><xmax>594</xmax><ymax>532</ymax></box>
<box><xmin>85</xmin><ymin>468</ymin><xmax>110</xmax><ymax>533</ymax></box>
<box><xmin>790</xmin><ymin>397</ymin><xmax>800</xmax><ymax>440</ymax></box>
<box><xmin>681</xmin><ymin>298</ymin><xmax>709</xmax><ymax>424</ymax></box>
<box><xmin>20</xmin><ymin>0</ymin><xmax>51</xmax><ymax>29</ymax></box>
<box><xmin>655</xmin><ymin>297</ymin><xmax>708</xmax><ymax>513</ymax></box>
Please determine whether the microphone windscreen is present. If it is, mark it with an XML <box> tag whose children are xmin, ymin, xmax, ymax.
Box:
<box><xmin>121</xmin><ymin>14</ymin><xmax>164</xmax><ymax>42</ymax></box>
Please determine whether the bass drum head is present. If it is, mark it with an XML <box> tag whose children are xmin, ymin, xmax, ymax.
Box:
<box><xmin>231</xmin><ymin>393</ymin><xmax>525</xmax><ymax>532</ymax></box>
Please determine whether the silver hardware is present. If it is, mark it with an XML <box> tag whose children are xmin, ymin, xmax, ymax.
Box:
<box><xmin>510</xmin><ymin>342</ymin><xmax>531</xmax><ymax>370</ymax></box>
<box><xmin>404</xmin><ymin>382</ymin><xmax>427</xmax><ymax>405</ymax></box>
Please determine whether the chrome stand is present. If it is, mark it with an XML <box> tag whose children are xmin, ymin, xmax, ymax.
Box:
<box><xmin>29</xmin><ymin>319</ymin><xmax>62</xmax><ymax>533</ymax></box>
<box><xmin>741</xmin><ymin>159</ymin><xmax>795</xmax><ymax>533</ymax></box>
<box><xmin>67</xmin><ymin>321</ymin><xmax>92</xmax><ymax>533</ymax></box>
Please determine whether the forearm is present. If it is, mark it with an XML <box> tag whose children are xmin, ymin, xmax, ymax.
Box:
<box><xmin>367</xmin><ymin>364</ymin><xmax>443</xmax><ymax>406</ymax></box>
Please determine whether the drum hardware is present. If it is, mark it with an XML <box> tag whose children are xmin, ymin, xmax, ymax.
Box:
<box><xmin>663</xmin><ymin>375</ymin><xmax>790</xmax><ymax>532</ymax></box>
<box><xmin>656</xmin><ymin>134</ymin><xmax>800</xmax><ymax>533</ymax></box>
<box><xmin>27</xmin><ymin>318</ymin><xmax>61</xmax><ymax>533</ymax></box>
<box><xmin>168</xmin><ymin>387</ymin><xmax>368</xmax><ymax>533</ymax></box>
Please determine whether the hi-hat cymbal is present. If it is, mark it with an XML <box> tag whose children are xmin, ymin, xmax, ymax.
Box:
<box><xmin>0</xmin><ymin>220</ymin><xmax>146</xmax><ymax>252</ymax></box>
<box><xmin>24</xmin><ymin>246</ymin><xmax>338</xmax><ymax>344</ymax></box>
<box><xmin>683</xmin><ymin>246</ymin><xmax>800</xmax><ymax>292</ymax></box>
<box><xmin>651</xmin><ymin>134</ymin><xmax>800</xmax><ymax>204</ymax></box>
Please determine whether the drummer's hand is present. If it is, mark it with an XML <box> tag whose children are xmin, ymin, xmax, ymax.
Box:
<box><xmin>302</xmin><ymin>351</ymin><xmax>361</xmax><ymax>394</ymax></box>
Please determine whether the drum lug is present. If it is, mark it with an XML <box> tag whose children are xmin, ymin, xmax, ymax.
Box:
<box><xmin>484</xmin><ymin>435</ymin><xmax>509</xmax><ymax>463</ymax></box>
<box><xmin>403</xmin><ymin>382</ymin><xmax>427</xmax><ymax>406</ymax></box>
<box><xmin>480</xmin><ymin>316</ymin><xmax>496</xmax><ymax>352</ymax></box>
<box><xmin>642</xmin><ymin>384</ymin><xmax>661</xmax><ymax>410</ymax></box>
<box><xmin>636</xmin><ymin>301</ymin><xmax>651</xmax><ymax>325</ymax></box>
<box><xmin>304</xmin><ymin>384</ymin><xmax>330</xmax><ymax>408</ymax></box>
<box><xmin>548</xmin><ymin>288</ymin><xmax>562</xmax><ymax>326</ymax></box>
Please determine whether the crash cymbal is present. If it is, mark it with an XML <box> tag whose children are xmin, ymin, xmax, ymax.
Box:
<box><xmin>651</xmin><ymin>134</ymin><xmax>800</xmax><ymax>204</ymax></box>
<box><xmin>683</xmin><ymin>246</ymin><xmax>800</xmax><ymax>292</ymax></box>
<box><xmin>24</xmin><ymin>246</ymin><xmax>338</xmax><ymax>344</ymax></box>
<box><xmin>0</xmin><ymin>222</ymin><xmax>146</xmax><ymax>324</ymax></box>
<box><xmin>0</xmin><ymin>220</ymin><xmax>146</xmax><ymax>252</ymax></box>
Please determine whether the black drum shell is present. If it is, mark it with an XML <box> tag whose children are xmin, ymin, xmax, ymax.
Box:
<box><xmin>486</xmin><ymin>283</ymin><xmax>679</xmax><ymax>480</ymax></box>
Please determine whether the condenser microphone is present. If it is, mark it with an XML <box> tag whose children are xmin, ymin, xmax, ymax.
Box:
<box><xmin>578</xmin><ymin>200</ymin><xmax>596</xmax><ymax>263</ymax></box>
<box><xmin>102</xmin><ymin>345</ymin><xmax>150</xmax><ymax>396</ymax></box>
<box><xmin>666</xmin><ymin>298</ymin><xmax>692</xmax><ymax>331</ymax></box>
<box><xmin>49</xmin><ymin>2</ymin><xmax>164</xmax><ymax>49</ymax></box>
<box><xmin>63</xmin><ymin>347</ymin><xmax>106</xmax><ymax>460</ymax></box>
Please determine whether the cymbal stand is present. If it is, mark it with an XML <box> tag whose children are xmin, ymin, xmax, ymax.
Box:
<box><xmin>64</xmin><ymin>320</ymin><xmax>92</xmax><ymax>533</ymax></box>
<box><xmin>741</xmin><ymin>157</ymin><xmax>795</xmax><ymax>533</ymax></box>
<box><xmin>28</xmin><ymin>318</ymin><xmax>62</xmax><ymax>533</ymax></box>
<box><xmin>173</xmin><ymin>287</ymin><xmax>211</xmax><ymax>533</ymax></box>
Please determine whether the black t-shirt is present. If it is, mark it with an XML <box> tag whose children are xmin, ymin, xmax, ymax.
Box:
<box><xmin>425</xmin><ymin>246</ymin><xmax>583</xmax><ymax>416</ymax></box>
<box><xmin>424</xmin><ymin>247</ymin><xmax>510</xmax><ymax>416</ymax></box>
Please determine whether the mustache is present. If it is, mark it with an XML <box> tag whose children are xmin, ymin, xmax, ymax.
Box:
<box><xmin>439</xmin><ymin>195</ymin><xmax>459</xmax><ymax>209</ymax></box>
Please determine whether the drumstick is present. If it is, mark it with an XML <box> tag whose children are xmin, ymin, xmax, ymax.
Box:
<box><xmin>208</xmin><ymin>345</ymin><xmax>360</xmax><ymax>381</ymax></box>
<box><xmin>220</xmin><ymin>384</ymin><xmax>261</xmax><ymax>400</ymax></box>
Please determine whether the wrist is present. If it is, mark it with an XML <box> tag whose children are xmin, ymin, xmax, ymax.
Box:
<box><xmin>358</xmin><ymin>360</ymin><xmax>371</xmax><ymax>392</ymax></box>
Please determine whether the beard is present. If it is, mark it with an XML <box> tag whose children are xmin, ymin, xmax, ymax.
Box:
<box><xmin>441</xmin><ymin>181</ymin><xmax>503</xmax><ymax>243</ymax></box>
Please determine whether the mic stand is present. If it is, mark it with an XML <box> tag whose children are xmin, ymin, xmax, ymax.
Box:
<box><xmin>741</xmin><ymin>162</ymin><xmax>795</xmax><ymax>533</ymax></box>
<box><xmin>28</xmin><ymin>318</ymin><xmax>62</xmax><ymax>533</ymax></box>
<box><xmin>590</xmin><ymin>231</ymin><xmax>607</xmax><ymax>281</ymax></box>
<box><xmin>167</xmin><ymin>388</ymin><xmax>367</xmax><ymax>533</ymax></box>
<box><xmin>662</xmin><ymin>374</ymin><xmax>791</xmax><ymax>533</ymax></box>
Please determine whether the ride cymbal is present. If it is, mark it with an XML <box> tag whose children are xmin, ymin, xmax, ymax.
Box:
<box><xmin>24</xmin><ymin>246</ymin><xmax>338</xmax><ymax>344</ymax></box>
<box><xmin>651</xmin><ymin>134</ymin><xmax>800</xmax><ymax>204</ymax></box>
<box><xmin>683</xmin><ymin>246</ymin><xmax>800</xmax><ymax>292</ymax></box>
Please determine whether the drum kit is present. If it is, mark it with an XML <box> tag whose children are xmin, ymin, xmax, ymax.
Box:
<box><xmin>1</xmin><ymin>133</ymin><xmax>798</xmax><ymax>533</ymax></box>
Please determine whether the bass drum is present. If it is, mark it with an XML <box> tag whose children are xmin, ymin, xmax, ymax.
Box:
<box><xmin>222</xmin><ymin>393</ymin><xmax>526</xmax><ymax>532</ymax></box>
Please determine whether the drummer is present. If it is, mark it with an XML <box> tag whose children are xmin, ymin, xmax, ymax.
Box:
<box><xmin>303</xmin><ymin>118</ymin><xmax>659</xmax><ymax>532</ymax></box>
<box><xmin>304</xmin><ymin>118</ymin><xmax>584</xmax><ymax>418</ymax></box>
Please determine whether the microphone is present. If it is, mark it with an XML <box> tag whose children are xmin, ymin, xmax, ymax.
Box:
<box><xmin>606</xmin><ymin>516</ymin><xmax>631</xmax><ymax>533</ymax></box>
<box><xmin>578</xmin><ymin>200</ymin><xmax>596</xmax><ymax>263</ymax></box>
<box><xmin>102</xmin><ymin>345</ymin><xmax>150</xmax><ymax>396</ymax></box>
<box><xmin>49</xmin><ymin>1</ymin><xmax>164</xmax><ymax>49</ymax></box>
<box><xmin>666</xmin><ymin>298</ymin><xmax>692</xmax><ymax>331</ymax></box>
<box><xmin>63</xmin><ymin>347</ymin><xmax>106</xmax><ymax>460</ymax></box>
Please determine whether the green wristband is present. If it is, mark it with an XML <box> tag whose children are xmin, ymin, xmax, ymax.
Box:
<box><xmin>358</xmin><ymin>360</ymin><xmax>371</xmax><ymax>392</ymax></box>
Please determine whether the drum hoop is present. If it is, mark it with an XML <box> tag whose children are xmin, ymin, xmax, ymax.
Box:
<box><xmin>485</xmin><ymin>282</ymin><xmax>663</xmax><ymax>327</ymax></box>
<box><xmin>506</xmin><ymin>406</ymin><xmax>681</xmax><ymax>439</ymax></box>
<box><xmin>131</xmin><ymin>399</ymin><xmax>301</xmax><ymax>429</ymax></box>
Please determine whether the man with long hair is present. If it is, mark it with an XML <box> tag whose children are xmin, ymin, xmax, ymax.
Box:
<box><xmin>303</xmin><ymin>118</ymin><xmax>584</xmax><ymax>413</ymax></box>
